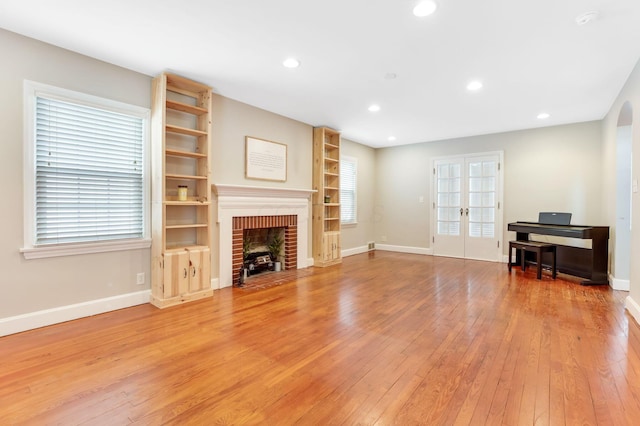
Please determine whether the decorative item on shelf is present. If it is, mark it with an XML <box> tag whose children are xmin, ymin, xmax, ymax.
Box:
<box><xmin>177</xmin><ymin>185</ymin><xmax>188</xmax><ymax>201</ymax></box>
<box><xmin>324</xmin><ymin>195</ymin><xmax>331</xmax><ymax>203</ymax></box>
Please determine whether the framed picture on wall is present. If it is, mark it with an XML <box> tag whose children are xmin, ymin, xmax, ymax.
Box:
<box><xmin>245</xmin><ymin>136</ymin><xmax>287</xmax><ymax>182</ymax></box>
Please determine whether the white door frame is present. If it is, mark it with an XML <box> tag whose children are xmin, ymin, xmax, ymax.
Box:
<box><xmin>430</xmin><ymin>151</ymin><xmax>505</xmax><ymax>262</ymax></box>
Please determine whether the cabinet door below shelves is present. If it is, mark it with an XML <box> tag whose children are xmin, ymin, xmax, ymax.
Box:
<box><xmin>163</xmin><ymin>251</ymin><xmax>189</xmax><ymax>298</ymax></box>
<box><xmin>187</xmin><ymin>247</ymin><xmax>210</xmax><ymax>292</ymax></box>
<box><xmin>323</xmin><ymin>233</ymin><xmax>341</xmax><ymax>262</ymax></box>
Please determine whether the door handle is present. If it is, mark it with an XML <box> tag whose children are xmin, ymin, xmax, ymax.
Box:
<box><xmin>460</xmin><ymin>208</ymin><xmax>463</xmax><ymax>216</ymax></box>
<box><xmin>465</xmin><ymin>208</ymin><xmax>469</xmax><ymax>216</ymax></box>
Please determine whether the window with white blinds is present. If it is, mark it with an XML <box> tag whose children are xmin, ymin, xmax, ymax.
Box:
<box><xmin>22</xmin><ymin>81</ymin><xmax>150</xmax><ymax>257</ymax></box>
<box><xmin>340</xmin><ymin>156</ymin><xmax>357</xmax><ymax>224</ymax></box>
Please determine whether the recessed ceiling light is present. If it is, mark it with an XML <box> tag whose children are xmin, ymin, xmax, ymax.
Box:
<box><xmin>413</xmin><ymin>0</ymin><xmax>438</xmax><ymax>17</ymax></box>
<box><xmin>575</xmin><ymin>11</ymin><xmax>599</xmax><ymax>26</ymax></box>
<box><xmin>282</xmin><ymin>58</ymin><xmax>300</xmax><ymax>68</ymax></box>
<box><xmin>384</xmin><ymin>73</ymin><xmax>397</xmax><ymax>80</ymax></box>
<box><xmin>388</xmin><ymin>136</ymin><xmax>397</xmax><ymax>141</ymax></box>
<box><xmin>368</xmin><ymin>104</ymin><xmax>381</xmax><ymax>112</ymax></box>
<box><xmin>537</xmin><ymin>112</ymin><xmax>550</xmax><ymax>120</ymax></box>
<box><xmin>466</xmin><ymin>80</ymin><xmax>483</xmax><ymax>91</ymax></box>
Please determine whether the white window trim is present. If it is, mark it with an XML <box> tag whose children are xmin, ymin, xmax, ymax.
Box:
<box><xmin>21</xmin><ymin>80</ymin><xmax>151</xmax><ymax>259</ymax></box>
<box><xmin>340</xmin><ymin>155</ymin><xmax>358</xmax><ymax>226</ymax></box>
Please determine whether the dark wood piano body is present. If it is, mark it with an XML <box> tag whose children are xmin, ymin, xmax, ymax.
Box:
<box><xmin>507</xmin><ymin>222</ymin><xmax>609</xmax><ymax>285</ymax></box>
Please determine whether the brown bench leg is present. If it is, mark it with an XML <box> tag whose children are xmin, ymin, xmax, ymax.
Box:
<box><xmin>536</xmin><ymin>247</ymin><xmax>542</xmax><ymax>280</ymax></box>
<box><xmin>508</xmin><ymin>242</ymin><xmax>557</xmax><ymax>280</ymax></box>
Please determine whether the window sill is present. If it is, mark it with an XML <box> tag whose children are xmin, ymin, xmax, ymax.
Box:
<box><xmin>21</xmin><ymin>238</ymin><xmax>152</xmax><ymax>260</ymax></box>
<box><xmin>341</xmin><ymin>221</ymin><xmax>358</xmax><ymax>228</ymax></box>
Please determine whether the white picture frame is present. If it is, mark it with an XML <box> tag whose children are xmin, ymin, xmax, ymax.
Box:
<box><xmin>245</xmin><ymin>136</ymin><xmax>287</xmax><ymax>182</ymax></box>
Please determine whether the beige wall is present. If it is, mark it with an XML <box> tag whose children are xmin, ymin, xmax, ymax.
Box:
<box><xmin>375</xmin><ymin>121</ymin><xmax>604</xmax><ymax>252</ymax></box>
<box><xmin>211</xmin><ymin>95</ymin><xmax>313</xmax><ymax>187</ymax></box>
<box><xmin>602</xmin><ymin>58</ymin><xmax>640</xmax><ymax>318</ymax></box>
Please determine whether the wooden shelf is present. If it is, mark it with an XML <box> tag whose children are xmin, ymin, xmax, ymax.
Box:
<box><xmin>166</xmin><ymin>124</ymin><xmax>207</xmax><ymax>138</ymax></box>
<box><xmin>165</xmin><ymin>173</ymin><xmax>208</xmax><ymax>181</ymax></box>
<box><xmin>164</xmin><ymin>200</ymin><xmax>210</xmax><ymax>206</ymax></box>
<box><xmin>324</xmin><ymin>157</ymin><xmax>339</xmax><ymax>163</ymax></box>
<box><xmin>165</xmin><ymin>149</ymin><xmax>207</xmax><ymax>159</ymax></box>
<box><xmin>166</xmin><ymin>100</ymin><xmax>208</xmax><ymax>116</ymax></box>
<box><xmin>165</xmin><ymin>243</ymin><xmax>209</xmax><ymax>252</ymax></box>
<box><xmin>165</xmin><ymin>223</ymin><xmax>209</xmax><ymax>229</ymax></box>
<box><xmin>166</xmin><ymin>74</ymin><xmax>211</xmax><ymax>97</ymax></box>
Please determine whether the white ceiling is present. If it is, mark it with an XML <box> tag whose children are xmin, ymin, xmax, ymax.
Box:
<box><xmin>1</xmin><ymin>0</ymin><xmax>639</xmax><ymax>148</ymax></box>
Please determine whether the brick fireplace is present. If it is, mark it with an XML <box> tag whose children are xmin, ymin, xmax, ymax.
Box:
<box><xmin>212</xmin><ymin>184</ymin><xmax>315</xmax><ymax>288</ymax></box>
<box><xmin>232</xmin><ymin>215</ymin><xmax>297</xmax><ymax>273</ymax></box>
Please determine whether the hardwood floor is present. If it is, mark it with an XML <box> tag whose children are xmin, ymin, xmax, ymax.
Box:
<box><xmin>2</xmin><ymin>251</ymin><xmax>640</xmax><ymax>425</ymax></box>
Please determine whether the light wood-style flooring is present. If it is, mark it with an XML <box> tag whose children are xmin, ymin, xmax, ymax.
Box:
<box><xmin>2</xmin><ymin>251</ymin><xmax>640</xmax><ymax>425</ymax></box>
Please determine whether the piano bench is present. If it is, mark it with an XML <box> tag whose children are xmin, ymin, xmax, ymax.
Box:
<box><xmin>508</xmin><ymin>240</ymin><xmax>557</xmax><ymax>280</ymax></box>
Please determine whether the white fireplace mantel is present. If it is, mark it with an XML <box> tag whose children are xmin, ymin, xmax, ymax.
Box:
<box><xmin>212</xmin><ymin>184</ymin><xmax>316</xmax><ymax>199</ymax></box>
<box><xmin>212</xmin><ymin>184</ymin><xmax>316</xmax><ymax>288</ymax></box>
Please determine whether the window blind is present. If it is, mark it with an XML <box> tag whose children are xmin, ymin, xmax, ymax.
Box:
<box><xmin>35</xmin><ymin>96</ymin><xmax>144</xmax><ymax>245</ymax></box>
<box><xmin>340</xmin><ymin>157</ymin><xmax>357</xmax><ymax>224</ymax></box>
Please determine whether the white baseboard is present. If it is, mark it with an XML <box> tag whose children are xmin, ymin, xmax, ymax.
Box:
<box><xmin>342</xmin><ymin>245</ymin><xmax>371</xmax><ymax>257</ymax></box>
<box><xmin>0</xmin><ymin>290</ymin><xmax>151</xmax><ymax>337</ymax></box>
<box><xmin>626</xmin><ymin>295</ymin><xmax>640</xmax><ymax>326</ymax></box>
<box><xmin>211</xmin><ymin>277</ymin><xmax>220</xmax><ymax>290</ymax></box>
<box><xmin>307</xmin><ymin>257</ymin><xmax>314</xmax><ymax>267</ymax></box>
<box><xmin>375</xmin><ymin>244</ymin><xmax>432</xmax><ymax>256</ymax></box>
<box><xmin>610</xmin><ymin>275</ymin><xmax>630</xmax><ymax>291</ymax></box>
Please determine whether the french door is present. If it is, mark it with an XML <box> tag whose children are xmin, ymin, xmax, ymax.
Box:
<box><xmin>432</xmin><ymin>153</ymin><xmax>503</xmax><ymax>262</ymax></box>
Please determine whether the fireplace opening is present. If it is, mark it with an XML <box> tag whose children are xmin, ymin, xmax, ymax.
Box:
<box><xmin>232</xmin><ymin>215</ymin><xmax>298</xmax><ymax>285</ymax></box>
<box><xmin>243</xmin><ymin>227</ymin><xmax>285</xmax><ymax>276</ymax></box>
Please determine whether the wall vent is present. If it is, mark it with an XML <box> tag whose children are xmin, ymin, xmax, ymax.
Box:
<box><xmin>368</xmin><ymin>242</ymin><xmax>375</xmax><ymax>250</ymax></box>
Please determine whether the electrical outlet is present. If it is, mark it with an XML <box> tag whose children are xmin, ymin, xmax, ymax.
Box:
<box><xmin>136</xmin><ymin>272</ymin><xmax>145</xmax><ymax>285</ymax></box>
<box><xmin>381</xmin><ymin>235</ymin><xmax>387</xmax><ymax>242</ymax></box>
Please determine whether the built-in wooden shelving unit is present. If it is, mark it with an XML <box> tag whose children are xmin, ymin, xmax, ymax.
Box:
<box><xmin>312</xmin><ymin>127</ymin><xmax>342</xmax><ymax>267</ymax></box>
<box><xmin>150</xmin><ymin>73</ymin><xmax>213</xmax><ymax>308</ymax></box>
